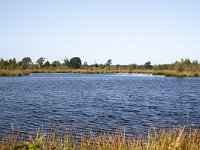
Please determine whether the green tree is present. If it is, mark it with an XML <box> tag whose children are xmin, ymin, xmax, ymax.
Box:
<box><xmin>83</xmin><ymin>62</ymin><xmax>88</xmax><ymax>66</ymax></box>
<box><xmin>70</xmin><ymin>57</ymin><xmax>82</xmax><ymax>69</ymax></box>
<box><xmin>52</xmin><ymin>60</ymin><xmax>61</xmax><ymax>68</ymax></box>
<box><xmin>105</xmin><ymin>59</ymin><xmax>112</xmax><ymax>66</ymax></box>
<box><xmin>8</xmin><ymin>58</ymin><xmax>17</xmax><ymax>69</ymax></box>
<box><xmin>175</xmin><ymin>61</ymin><xmax>184</xmax><ymax>72</ymax></box>
<box><xmin>144</xmin><ymin>61</ymin><xmax>152</xmax><ymax>69</ymax></box>
<box><xmin>128</xmin><ymin>64</ymin><xmax>137</xmax><ymax>70</ymax></box>
<box><xmin>192</xmin><ymin>60</ymin><xmax>198</xmax><ymax>65</ymax></box>
<box><xmin>43</xmin><ymin>61</ymin><xmax>50</xmax><ymax>68</ymax></box>
<box><xmin>36</xmin><ymin>57</ymin><xmax>45</xmax><ymax>68</ymax></box>
<box><xmin>19</xmin><ymin>57</ymin><xmax>32</xmax><ymax>69</ymax></box>
<box><xmin>63</xmin><ymin>58</ymin><xmax>70</xmax><ymax>67</ymax></box>
<box><xmin>21</xmin><ymin>57</ymin><xmax>32</xmax><ymax>65</ymax></box>
<box><xmin>82</xmin><ymin>62</ymin><xmax>88</xmax><ymax>68</ymax></box>
<box><xmin>0</xmin><ymin>58</ymin><xmax>6</xmax><ymax>69</ymax></box>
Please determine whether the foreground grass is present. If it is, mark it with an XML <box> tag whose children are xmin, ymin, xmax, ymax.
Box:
<box><xmin>0</xmin><ymin>127</ymin><xmax>200</xmax><ymax>150</ymax></box>
<box><xmin>1</xmin><ymin>69</ymin><xmax>200</xmax><ymax>77</ymax></box>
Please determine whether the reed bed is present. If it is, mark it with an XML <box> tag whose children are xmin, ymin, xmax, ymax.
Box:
<box><xmin>1</xmin><ymin>69</ymin><xmax>200</xmax><ymax>77</ymax></box>
<box><xmin>29</xmin><ymin>69</ymin><xmax>200</xmax><ymax>77</ymax></box>
<box><xmin>151</xmin><ymin>70</ymin><xmax>200</xmax><ymax>77</ymax></box>
<box><xmin>0</xmin><ymin>70</ymin><xmax>30</xmax><ymax>76</ymax></box>
<box><xmin>0</xmin><ymin>127</ymin><xmax>199</xmax><ymax>150</ymax></box>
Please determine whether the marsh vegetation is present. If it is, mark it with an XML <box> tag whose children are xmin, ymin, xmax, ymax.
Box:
<box><xmin>0</xmin><ymin>57</ymin><xmax>200</xmax><ymax>77</ymax></box>
<box><xmin>0</xmin><ymin>127</ymin><xmax>200</xmax><ymax>150</ymax></box>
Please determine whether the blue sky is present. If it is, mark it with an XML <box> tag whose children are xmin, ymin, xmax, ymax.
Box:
<box><xmin>0</xmin><ymin>0</ymin><xmax>200</xmax><ymax>65</ymax></box>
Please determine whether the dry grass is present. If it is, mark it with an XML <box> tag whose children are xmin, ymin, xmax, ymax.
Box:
<box><xmin>0</xmin><ymin>70</ymin><xmax>30</xmax><ymax>76</ymax></box>
<box><xmin>152</xmin><ymin>70</ymin><xmax>200</xmax><ymax>77</ymax></box>
<box><xmin>0</xmin><ymin>69</ymin><xmax>200</xmax><ymax>77</ymax></box>
<box><xmin>0</xmin><ymin>127</ymin><xmax>199</xmax><ymax>150</ymax></box>
<box><xmin>31</xmin><ymin>69</ymin><xmax>200</xmax><ymax>77</ymax></box>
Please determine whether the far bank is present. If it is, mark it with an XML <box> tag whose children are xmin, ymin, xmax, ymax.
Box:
<box><xmin>0</xmin><ymin>69</ymin><xmax>200</xmax><ymax>77</ymax></box>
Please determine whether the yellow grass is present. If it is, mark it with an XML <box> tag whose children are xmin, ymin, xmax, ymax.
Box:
<box><xmin>0</xmin><ymin>69</ymin><xmax>200</xmax><ymax>77</ymax></box>
<box><xmin>0</xmin><ymin>127</ymin><xmax>200</xmax><ymax>149</ymax></box>
<box><xmin>30</xmin><ymin>69</ymin><xmax>200</xmax><ymax>77</ymax></box>
<box><xmin>0</xmin><ymin>70</ymin><xmax>30</xmax><ymax>76</ymax></box>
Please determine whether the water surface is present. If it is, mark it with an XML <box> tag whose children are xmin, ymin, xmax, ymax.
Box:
<box><xmin>0</xmin><ymin>73</ymin><xmax>200</xmax><ymax>135</ymax></box>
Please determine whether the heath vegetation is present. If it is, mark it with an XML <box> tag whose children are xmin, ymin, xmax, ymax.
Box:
<box><xmin>0</xmin><ymin>57</ymin><xmax>200</xmax><ymax>77</ymax></box>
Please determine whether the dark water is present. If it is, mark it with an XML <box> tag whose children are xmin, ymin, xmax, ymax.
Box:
<box><xmin>0</xmin><ymin>73</ymin><xmax>200</xmax><ymax>135</ymax></box>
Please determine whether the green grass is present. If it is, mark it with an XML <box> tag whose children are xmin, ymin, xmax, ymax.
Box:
<box><xmin>0</xmin><ymin>127</ymin><xmax>199</xmax><ymax>149</ymax></box>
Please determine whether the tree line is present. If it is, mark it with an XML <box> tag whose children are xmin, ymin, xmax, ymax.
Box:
<box><xmin>0</xmin><ymin>57</ymin><xmax>82</xmax><ymax>70</ymax></box>
<box><xmin>154</xmin><ymin>59</ymin><xmax>200</xmax><ymax>72</ymax></box>
<box><xmin>0</xmin><ymin>57</ymin><xmax>199</xmax><ymax>72</ymax></box>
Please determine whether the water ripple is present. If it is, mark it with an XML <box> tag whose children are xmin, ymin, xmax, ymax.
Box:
<box><xmin>0</xmin><ymin>73</ymin><xmax>200</xmax><ymax>135</ymax></box>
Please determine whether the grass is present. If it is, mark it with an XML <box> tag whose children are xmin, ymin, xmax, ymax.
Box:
<box><xmin>151</xmin><ymin>70</ymin><xmax>200</xmax><ymax>77</ymax></box>
<box><xmin>0</xmin><ymin>127</ymin><xmax>199</xmax><ymax>149</ymax></box>
<box><xmin>22</xmin><ymin>69</ymin><xmax>200</xmax><ymax>78</ymax></box>
<box><xmin>0</xmin><ymin>70</ymin><xmax>30</xmax><ymax>76</ymax></box>
<box><xmin>0</xmin><ymin>69</ymin><xmax>200</xmax><ymax>77</ymax></box>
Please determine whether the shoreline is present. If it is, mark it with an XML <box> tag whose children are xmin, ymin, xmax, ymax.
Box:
<box><xmin>1</xmin><ymin>69</ymin><xmax>200</xmax><ymax>77</ymax></box>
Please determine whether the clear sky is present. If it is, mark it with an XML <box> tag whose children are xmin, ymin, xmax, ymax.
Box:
<box><xmin>0</xmin><ymin>0</ymin><xmax>200</xmax><ymax>65</ymax></box>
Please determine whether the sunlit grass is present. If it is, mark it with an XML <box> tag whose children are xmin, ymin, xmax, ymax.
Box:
<box><xmin>29</xmin><ymin>69</ymin><xmax>200</xmax><ymax>77</ymax></box>
<box><xmin>0</xmin><ymin>70</ymin><xmax>30</xmax><ymax>76</ymax></box>
<box><xmin>0</xmin><ymin>69</ymin><xmax>200</xmax><ymax>77</ymax></box>
<box><xmin>0</xmin><ymin>127</ymin><xmax>199</xmax><ymax>149</ymax></box>
<box><xmin>152</xmin><ymin>70</ymin><xmax>200</xmax><ymax>77</ymax></box>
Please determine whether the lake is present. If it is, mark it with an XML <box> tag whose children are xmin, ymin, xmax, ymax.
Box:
<box><xmin>0</xmin><ymin>73</ymin><xmax>200</xmax><ymax>136</ymax></box>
